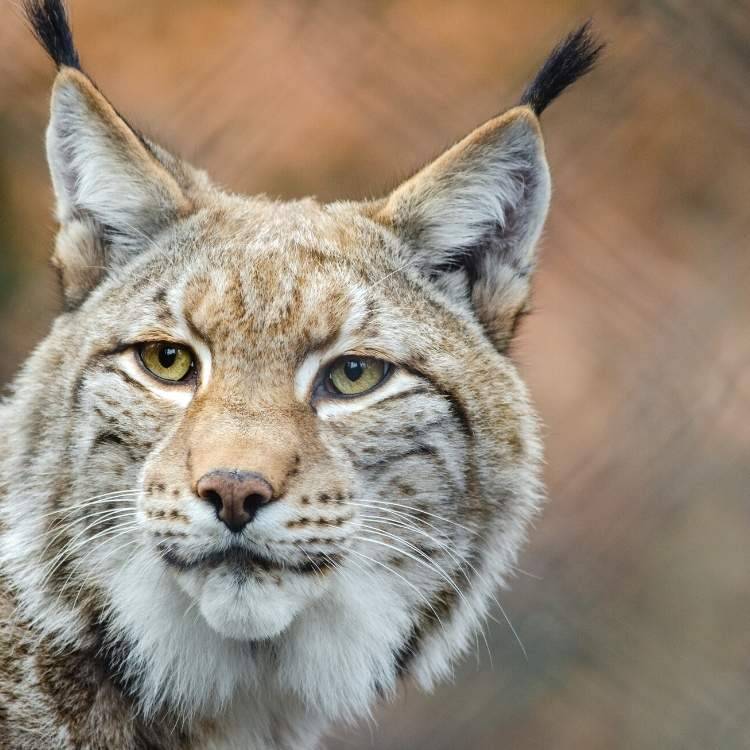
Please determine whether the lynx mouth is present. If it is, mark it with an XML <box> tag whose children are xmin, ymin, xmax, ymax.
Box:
<box><xmin>159</xmin><ymin>544</ymin><xmax>337</xmax><ymax>576</ymax></box>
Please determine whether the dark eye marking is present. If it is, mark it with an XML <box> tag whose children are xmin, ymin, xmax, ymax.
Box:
<box><xmin>103</xmin><ymin>365</ymin><xmax>155</xmax><ymax>396</ymax></box>
<box><xmin>365</xmin><ymin>386</ymin><xmax>432</xmax><ymax>409</ymax></box>
<box><xmin>352</xmin><ymin>443</ymin><xmax>438</xmax><ymax>473</ymax></box>
<box><xmin>103</xmin><ymin>366</ymin><xmax>181</xmax><ymax>406</ymax></box>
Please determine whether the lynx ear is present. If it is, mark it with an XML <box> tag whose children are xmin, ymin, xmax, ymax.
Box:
<box><xmin>23</xmin><ymin>0</ymin><xmax>193</xmax><ymax>305</ymax></box>
<box><xmin>375</xmin><ymin>23</ymin><xmax>603</xmax><ymax>350</ymax></box>
<box><xmin>46</xmin><ymin>69</ymin><xmax>191</xmax><ymax>305</ymax></box>
<box><xmin>377</xmin><ymin>108</ymin><xmax>550</xmax><ymax>350</ymax></box>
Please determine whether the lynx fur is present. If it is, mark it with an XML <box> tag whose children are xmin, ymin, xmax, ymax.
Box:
<box><xmin>0</xmin><ymin>3</ymin><xmax>601</xmax><ymax>748</ymax></box>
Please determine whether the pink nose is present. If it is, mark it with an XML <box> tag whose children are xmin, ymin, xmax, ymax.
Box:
<box><xmin>196</xmin><ymin>470</ymin><xmax>274</xmax><ymax>532</ymax></box>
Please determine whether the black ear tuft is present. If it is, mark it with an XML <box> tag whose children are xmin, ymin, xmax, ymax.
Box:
<box><xmin>23</xmin><ymin>0</ymin><xmax>81</xmax><ymax>71</ymax></box>
<box><xmin>519</xmin><ymin>21</ymin><xmax>604</xmax><ymax>116</ymax></box>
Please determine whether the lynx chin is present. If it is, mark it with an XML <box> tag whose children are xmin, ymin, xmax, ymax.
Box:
<box><xmin>0</xmin><ymin>2</ymin><xmax>602</xmax><ymax>747</ymax></box>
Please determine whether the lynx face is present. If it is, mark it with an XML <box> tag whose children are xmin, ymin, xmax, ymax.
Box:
<box><xmin>78</xmin><ymin>199</ymin><xmax>498</xmax><ymax>645</ymax></box>
<box><xmin>20</xmin><ymin>178</ymin><xmax>535</xmax><ymax>654</ymax></box>
<box><xmin>1</xmin><ymin>3</ymin><xmax>602</xmax><ymax>737</ymax></box>
<box><xmin>1</xmin><ymin>72</ymin><xmax>542</xmax><ymax>716</ymax></box>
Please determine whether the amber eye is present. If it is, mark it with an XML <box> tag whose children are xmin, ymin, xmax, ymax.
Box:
<box><xmin>138</xmin><ymin>342</ymin><xmax>194</xmax><ymax>383</ymax></box>
<box><xmin>326</xmin><ymin>356</ymin><xmax>390</xmax><ymax>397</ymax></box>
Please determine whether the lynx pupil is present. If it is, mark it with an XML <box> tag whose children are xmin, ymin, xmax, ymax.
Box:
<box><xmin>344</xmin><ymin>358</ymin><xmax>365</xmax><ymax>382</ymax></box>
<box><xmin>159</xmin><ymin>345</ymin><xmax>178</xmax><ymax>369</ymax></box>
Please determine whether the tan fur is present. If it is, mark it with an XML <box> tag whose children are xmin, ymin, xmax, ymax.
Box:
<box><xmin>0</xmin><ymin>45</ymin><xmax>554</xmax><ymax>750</ymax></box>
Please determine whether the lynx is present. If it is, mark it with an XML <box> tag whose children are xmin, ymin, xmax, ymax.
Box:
<box><xmin>0</xmin><ymin>2</ymin><xmax>601</xmax><ymax>748</ymax></box>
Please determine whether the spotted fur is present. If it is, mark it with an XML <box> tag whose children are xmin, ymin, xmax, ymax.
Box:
<box><xmin>0</xmin><ymin>2</ymin><xmax>601</xmax><ymax>748</ymax></box>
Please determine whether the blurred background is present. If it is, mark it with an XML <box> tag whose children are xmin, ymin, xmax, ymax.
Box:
<box><xmin>1</xmin><ymin>1</ymin><xmax>749</xmax><ymax>748</ymax></box>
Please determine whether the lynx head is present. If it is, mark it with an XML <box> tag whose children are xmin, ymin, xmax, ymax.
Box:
<box><xmin>2</xmin><ymin>0</ymin><xmax>601</xmax><ymax>723</ymax></box>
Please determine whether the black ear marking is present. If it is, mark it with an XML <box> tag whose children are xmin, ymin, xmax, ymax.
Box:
<box><xmin>519</xmin><ymin>21</ymin><xmax>604</xmax><ymax>116</ymax></box>
<box><xmin>23</xmin><ymin>0</ymin><xmax>81</xmax><ymax>71</ymax></box>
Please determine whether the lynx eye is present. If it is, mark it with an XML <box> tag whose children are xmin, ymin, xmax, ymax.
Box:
<box><xmin>138</xmin><ymin>342</ymin><xmax>194</xmax><ymax>383</ymax></box>
<box><xmin>326</xmin><ymin>356</ymin><xmax>390</xmax><ymax>397</ymax></box>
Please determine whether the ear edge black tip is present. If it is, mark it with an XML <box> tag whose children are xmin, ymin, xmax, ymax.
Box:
<box><xmin>22</xmin><ymin>0</ymin><xmax>82</xmax><ymax>72</ymax></box>
<box><xmin>519</xmin><ymin>20</ymin><xmax>605</xmax><ymax>116</ymax></box>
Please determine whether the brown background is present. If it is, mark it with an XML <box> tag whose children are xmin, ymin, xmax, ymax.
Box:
<box><xmin>1</xmin><ymin>1</ymin><xmax>749</xmax><ymax>748</ymax></box>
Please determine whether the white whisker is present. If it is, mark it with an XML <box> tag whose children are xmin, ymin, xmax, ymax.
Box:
<box><xmin>55</xmin><ymin>523</ymin><xmax>142</xmax><ymax>609</ymax></box>
<box><xmin>39</xmin><ymin>503</ymin><xmax>139</xmax><ymax>561</ymax></box>
<box><xmin>37</xmin><ymin>490</ymin><xmax>139</xmax><ymax>522</ymax></box>
<box><xmin>69</xmin><ymin>535</ymin><xmax>144</xmax><ymax>610</ymax></box>
<box><xmin>352</xmin><ymin>529</ymin><xmax>494</xmax><ymax>663</ymax></box>
<box><xmin>41</xmin><ymin>510</ymin><xmax>138</xmax><ymax>587</ymax></box>
<box><xmin>352</xmin><ymin>497</ymin><xmax>480</xmax><ymax>537</ymax></box>
<box><xmin>344</xmin><ymin>547</ymin><xmax>448</xmax><ymax>641</ymax></box>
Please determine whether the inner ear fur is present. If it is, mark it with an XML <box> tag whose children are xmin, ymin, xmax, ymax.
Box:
<box><xmin>375</xmin><ymin>107</ymin><xmax>551</xmax><ymax>351</ymax></box>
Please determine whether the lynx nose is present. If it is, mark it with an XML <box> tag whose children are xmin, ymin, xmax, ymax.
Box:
<box><xmin>196</xmin><ymin>470</ymin><xmax>274</xmax><ymax>533</ymax></box>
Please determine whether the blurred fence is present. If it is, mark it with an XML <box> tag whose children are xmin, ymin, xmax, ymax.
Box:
<box><xmin>1</xmin><ymin>1</ymin><xmax>749</xmax><ymax>748</ymax></box>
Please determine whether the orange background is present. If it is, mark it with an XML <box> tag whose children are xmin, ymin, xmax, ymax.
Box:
<box><xmin>1</xmin><ymin>2</ymin><xmax>748</xmax><ymax>748</ymax></box>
